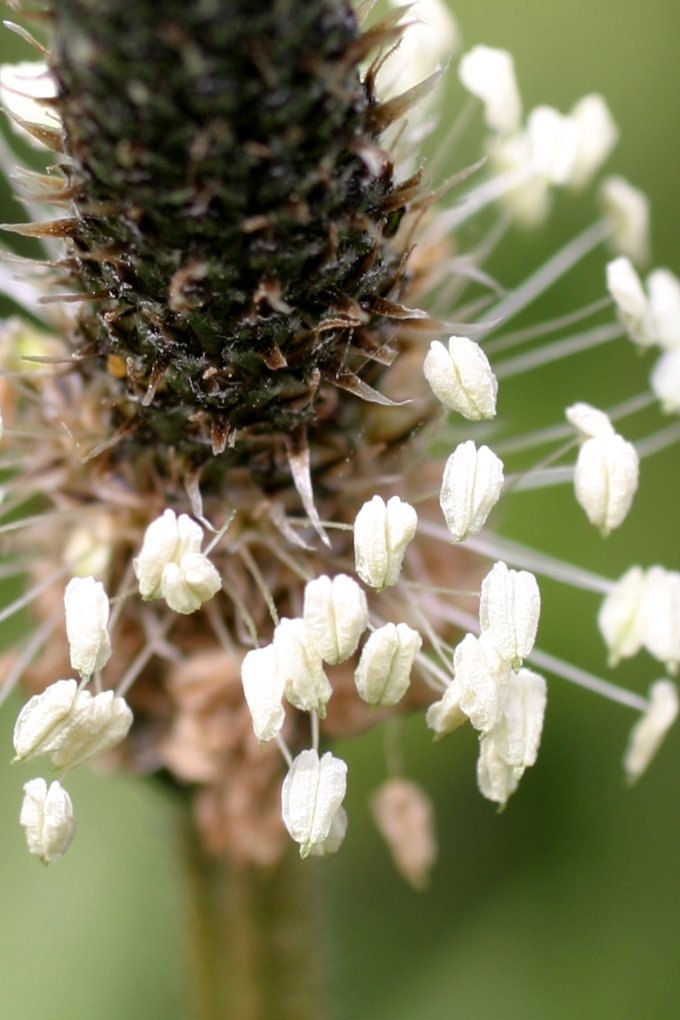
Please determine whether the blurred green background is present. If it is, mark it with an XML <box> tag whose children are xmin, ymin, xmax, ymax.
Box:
<box><xmin>0</xmin><ymin>1</ymin><xmax>679</xmax><ymax>1017</ymax></box>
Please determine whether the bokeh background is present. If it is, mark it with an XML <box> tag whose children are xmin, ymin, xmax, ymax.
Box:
<box><xmin>0</xmin><ymin>1</ymin><xmax>679</xmax><ymax>1017</ymax></box>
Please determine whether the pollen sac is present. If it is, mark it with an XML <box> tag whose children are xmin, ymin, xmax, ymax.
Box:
<box><xmin>479</xmin><ymin>561</ymin><xmax>541</xmax><ymax>669</ymax></box>
<box><xmin>598</xmin><ymin>566</ymin><xmax>647</xmax><ymax>666</ymax></box>
<box><xmin>14</xmin><ymin>681</ymin><xmax>132</xmax><ymax>770</ymax></box>
<box><xmin>606</xmin><ymin>256</ymin><xmax>650</xmax><ymax>346</ymax></box>
<box><xmin>476</xmin><ymin>668</ymin><xmax>547</xmax><ymax>808</ymax></box>
<box><xmin>425</xmin><ymin>677</ymin><xmax>467</xmax><ymax>739</ymax></box>
<box><xmin>273</xmin><ymin>617</ymin><xmax>332</xmax><ymax>718</ymax></box>
<box><xmin>565</xmin><ymin>401</ymin><xmax>615</xmax><ymax>440</ymax></box>
<box><xmin>526</xmin><ymin>105</ymin><xmax>580</xmax><ymax>186</ymax></box>
<box><xmin>371</xmin><ymin>779</ymin><xmax>437</xmax><ymax>889</ymax></box>
<box><xmin>623</xmin><ymin>679</ymin><xmax>679</xmax><ymax>783</ymax></box>
<box><xmin>306</xmin><ymin>807</ymin><xmax>348</xmax><ymax>858</ymax></box>
<box><xmin>13</xmin><ymin>679</ymin><xmax>79</xmax><ymax>763</ymax></box>
<box><xmin>20</xmin><ymin>778</ymin><xmax>75</xmax><ymax>865</ymax></box>
<box><xmin>647</xmin><ymin>268</ymin><xmax>680</xmax><ymax>350</ymax></box>
<box><xmin>650</xmin><ymin>349</ymin><xmax>680</xmax><ymax>413</ymax></box>
<box><xmin>453</xmin><ymin>632</ymin><xmax>511</xmax><ymax>733</ymax></box>
<box><xmin>423</xmin><ymin>336</ymin><xmax>498</xmax><ymax>420</ymax></box>
<box><xmin>353</xmin><ymin>495</ymin><xmax>417</xmax><ymax>591</ymax></box>
<box><xmin>639</xmin><ymin>567</ymin><xmax>680</xmax><ymax>674</ymax></box>
<box><xmin>567</xmin><ymin>94</ymin><xmax>618</xmax><ymax>191</ymax></box>
<box><xmin>303</xmin><ymin>574</ymin><xmax>368</xmax><ymax>665</ymax></box>
<box><xmin>133</xmin><ymin>509</ymin><xmax>221</xmax><ymax>614</ymax></box>
<box><xmin>64</xmin><ymin>576</ymin><xmax>112</xmax><ymax>680</ymax></box>
<box><xmin>458</xmin><ymin>45</ymin><xmax>521</xmax><ymax>134</ymax></box>
<box><xmin>439</xmin><ymin>441</ymin><xmax>504</xmax><ymax>543</ymax></box>
<box><xmin>599</xmin><ymin>176</ymin><xmax>651</xmax><ymax>266</ymax></box>
<box><xmin>354</xmin><ymin>622</ymin><xmax>422</xmax><ymax>708</ymax></box>
<box><xmin>281</xmin><ymin>749</ymin><xmax>348</xmax><ymax>858</ymax></box>
<box><xmin>574</xmin><ymin>433</ymin><xmax>639</xmax><ymax>536</ymax></box>
<box><xmin>240</xmin><ymin>644</ymin><xmax>286</xmax><ymax>743</ymax></box>
<box><xmin>48</xmin><ymin>689</ymin><xmax>134</xmax><ymax>771</ymax></box>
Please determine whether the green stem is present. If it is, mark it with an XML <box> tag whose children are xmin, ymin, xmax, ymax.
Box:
<box><xmin>181</xmin><ymin>817</ymin><xmax>328</xmax><ymax>1020</ymax></box>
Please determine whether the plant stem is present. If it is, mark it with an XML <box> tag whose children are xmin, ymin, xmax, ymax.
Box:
<box><xmin>181</xmin><ymin>817</ymin><xmax>328</xmax><ymax>1020</ymax></box>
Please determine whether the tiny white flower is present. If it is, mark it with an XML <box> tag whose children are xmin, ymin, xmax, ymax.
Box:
<box><xmin>281</xmin><ymin>749</ymin><xmax>348</xmax><ymax>858</ymax></box>
<box><xmin>567</xmin><ymin>94</ymin><xmax>618</xmax><ymax>191</ymax></box>
<box><xmin>64</xmin><ymin>576</ymin><xmax>112</xmax><ymax>680</ymax></box>
<box><xmin>458</xmin><ymin>46</ymin><xmax>522</xmax><ymax>135</ymax></box>
<box><xmin>307</xmin><ymin>806</ymin><xmax>348</xmax><ymax>857</ymax></box>
<box><xmin>479</xmin><ymin>561</ymin><xmax>541</xmax><ymax>669</ymax></box>
<box><xmin>526</xmin><ymin>105</ymin><xmax>580</xmax><ymax>186</ymax></box>
<box><xmin>63</xmin><ymin>516</ymin><xmax>115</xmax><ymax>580</ymax></box>
<box><xmin>13</xmin><ymin>679</ymin><xmax>78</xmax><ymax>763</ymax></box>
<box><xmin>574</xmin><ymin>433</ymin><xmax>639</xmax><ymax>535</ymax></box>
<box><xmin>20</xmin><ymin>779</ymin><xmax>75</xmax><ymax>865</ymax></box>
<box><xmin>303</xmin><ymin>574</ymin><xmax>368</xmax><ymax>665</ymax></box>
<box><xmin>624</xmin><ymin>679</ymin><xmax>679</xmax><ymax>783</ymax></box>
<box><xmin>650</xmin><ymin>349</ymin><xmax>680</xmax><ymax>413</ymax></box>
<box><xmin>240</xmin><ymin>644</ymin><xmax>286</xmax><ymax>742</ymax></box>
<box><xmin>600</xmin><ymin>175</ymin><xmax>651</xmax><ymax>266</ymax></box>
<box><xmin>453</xmin><ymin>632</ymin><xmax>511</xmax><ymax>733</ymax></box>
<box><xmin>354</xmin><ymin>622</ymin><xmax>422</xmax><ymax>708</ymax></box>
<box><xmin>382</xmin><ymin>0</ymin><xmax>459</xmax><ymax>98</ymax></box>
<box><xmin>489</xmin><ymin>668</ymin><xmax>547</xmax><ymax>772</ymax></box>
<box><xmin>273</xmin><ymin>617</ymin><xmax>332</xmax><ymax>717</ymax></box>
<box><xmin>476</xmin><ymin>734</ymin><xmax>518</xmax><ymax>808</ymax></box>
<box><xmin>371</xmin><ymin>779</ymin><xmax>437</xmax><ymax>889</ymax></box>
<box><xmin>598</xmin><ymin>566</ymin><xmax>648</xmax><ymax>666</ymax></box>
<box><xmin>133</xmin><ymin>508</ymin><xmax>221</xmax><ymax>614</ymax></box>
<box><xmin>639</xmin><ymin>567</ymin><xmax>680</xmax><ymax>674</ymax></box>
<box><xmin>606</xmin><ymin>256</ymin><xmax>650</xmax><ymax>347</ymax></box>
<box><xmin>48</xmin><ymin>690</ymin><xmax>134</xmax><ymax>771</ymax></box>
<box><xmin>646</xmin><ymin>268</ymin><xmax>680</xmax><ymax>350</ymax></box>
<box><xmin>353</xmin><ymin>495</ymin><xmax>417</xmax><ymax>590</ymax></box>
<box><xmin>425</xmin><ymin>677</ymin><xmax>467</xmax><ymax>739</ymax></box>
<box><xmin>423</xmin><ymin>336</ymin><xmax>498</xmax><ymax>420</ymax></box>
<box><xmin>439</xmin><ymin>441</ymin><xmax>504</xmax><ymax>543</ymax></box>
<box><xmin>565</xmin><ymin>401</ymin><xmax>615</xmax><ymax>440</ymax></box>
<box><xmin>487</xmin><ymin>131</ymin><xmax>552</xmax><ymax>228</ymax></box>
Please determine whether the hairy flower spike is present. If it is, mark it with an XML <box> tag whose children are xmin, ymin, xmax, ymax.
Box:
<box><xmin>20</xmin><ymin>779</ymin><xmax>76</xmax><ymax>865</ymax></box>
